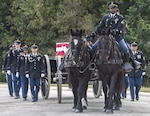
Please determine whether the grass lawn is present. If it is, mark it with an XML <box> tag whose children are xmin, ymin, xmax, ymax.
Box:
<box><xmin>140</xmin><ymin>87</ymin><xmax>150</xmax><ymax>93</ymax></box>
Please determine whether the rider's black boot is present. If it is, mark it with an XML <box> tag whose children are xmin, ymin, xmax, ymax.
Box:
<box><xmin>123</xmin><ymin>53</ymin><xmax>134</xmax><ymax>73</ymax></box>
<box><xmin>130</xmin><ymin>57</ymin><xmax>141</xmax><ymax>70</ymax></box>
<box><xmin>128</xmin><ymin>47</ymin><xmax>141</xmax><ymax>70</ymax></box>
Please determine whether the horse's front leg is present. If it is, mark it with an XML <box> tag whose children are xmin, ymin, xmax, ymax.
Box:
<box><xmin>103</xmin><ymin>83</ymin><xmax>108</xmax><ymax>111</ymax></box>
<box><xmin>101</xmin><ymin>76</ymin><xmax>108</xmax><ymax>112</ymax></box>
<box><xmin>81</xmin><ymin>87</ymin><xmax>88</xmax><ymax>110</ymax></box>
<box><xmin>106</xmin><ymin>73</ymin><xmax>118</xmax><ymax>114</ymax></box>
<box><xmin>75</xmin><ymin>72</ymin><xmax>90</xmax><ymax>113</ymax></box>
<box><xmin>72</xmin><ymin>84</ymin><xmax>78</xmax><ymax>111</ymax></box>
<box><xmin>68</xmin><ymin>71</ymin><xmax>79</xmax><ymax>112</ymax></box>
<box><xmin>114</xmin><ymin>92</ymin><xmax>121</xmax><ymax>110</ymax></box>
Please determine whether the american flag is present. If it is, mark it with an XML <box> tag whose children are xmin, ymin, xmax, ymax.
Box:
<box><xmin>56</xmin><ymin>42</ymin><xmax>69</xmax><ymax>57</ymax></box>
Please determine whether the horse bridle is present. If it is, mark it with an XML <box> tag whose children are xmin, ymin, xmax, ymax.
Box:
<box><xmin>70</xmin><ymin>36</ymin><xmax>85</xmax><ymax>65</ymax></box>
<box><xmin>70</xmin><ymin>37</ymin><xmax>91</xmax><ymax>73</ymax></box>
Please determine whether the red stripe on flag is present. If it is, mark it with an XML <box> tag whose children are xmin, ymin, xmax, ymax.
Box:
<box><xmin>56</xmin><ymin>42</ymin><xmax>69</xmax><ymax>57</ymax></box>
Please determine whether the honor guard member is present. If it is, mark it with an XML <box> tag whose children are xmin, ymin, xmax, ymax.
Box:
<box><xmin>16</xmin><ymin>45</ymin><xmax>29</xmax><ymax>101</ymax></box>
<box><xmin>86</xmin><ymin>2</ymin><xmax>140</xmax><ymax>72</ymax></box>
<box><xmin>128</xmin><ymin>42</ymin><xmax>146</xmax><ymax>101</ymax></box>
<box><xmin>7</xmin><ymin>39</ymin><xmax>22</xmax><ymax>99</ymax></box>
<box><xmin>25</xmin><ymin>44</ymin><xmax>45</xmax><ymax>102</ymax></box>
<box><xmin>2</xmin><ymin>46</ymin><xmax>14</xmax><ymax>97</ymax></box>
<box><xmin>121</xmin><ymin>74</ymin><xmax>129</xmax><ymax>99</ymax></box>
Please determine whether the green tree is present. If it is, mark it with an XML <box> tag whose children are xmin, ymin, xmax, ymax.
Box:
<box><xmin>0</xmin><ymin>0</ymin><xmax>150</xmax><ymax>84</ymax></box>
<box><xmin>126</xmin><ymin>0</ymin><xmax>150</xmax><ymax>60</ymax></box>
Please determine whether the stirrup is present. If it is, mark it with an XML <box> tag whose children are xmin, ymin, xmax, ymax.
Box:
<box><xmin>133</xmin><ymin>60</ymin><xmax>141</xmax><ymax>70</ymax></box>
<box><xmin>124</xmin><ymin>62</ymin><xmax>134</xmax><ymax>73</ymax></box>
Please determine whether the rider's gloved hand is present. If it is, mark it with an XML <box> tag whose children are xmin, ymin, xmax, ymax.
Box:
<box><xmin>84</xmin><ymin>37</ymin><xmax>92</xmax><ymax>50</ymax></box>
<box><xmin>111</xmin><ymin>29</ymin><xmax>119</xmax><ymax>36</ymax></box>
<box><xmin>111</xmin><ymin>30</ymin><xmax>116</xmax><ymax>35</ymax></box>
<box><xmin>86</xmin><ymin>35</ymin><xmax>92</xmax><ymax>41</ymax></box>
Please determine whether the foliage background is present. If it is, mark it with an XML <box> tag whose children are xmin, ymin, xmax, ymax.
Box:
<box><xmin>0</xmin><ymin>0</ymin><xmax>150</xmax><ymax>86</ymax></box>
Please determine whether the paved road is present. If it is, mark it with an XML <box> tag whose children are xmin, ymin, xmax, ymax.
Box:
<box><xmin>0</xmin><ymin>84</ymin><xmax>150</xmax><ymax>116</ymax></box>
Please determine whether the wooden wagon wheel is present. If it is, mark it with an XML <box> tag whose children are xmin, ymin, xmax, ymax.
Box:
<box><xmin>41</xmin><ymin>55</ymin><xmax>51</xmax><ymax>99</ymax></box>
<box><xmin>92</xmin><ymin>80</ymin><xmax>102</xmax><ymax>98</ymax></box>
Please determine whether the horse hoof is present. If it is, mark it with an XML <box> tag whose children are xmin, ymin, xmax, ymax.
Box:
<box><xmin>75</xmin><ymin>109</ymin><xmax>83</xmax><ymax>113</ymax></box>
<box><xmin>82</xmin><ymin>106</ymin><xmax>87</xmax><ymax>110</ymax></box>
<box><xmin>114</xmin><ymin>106</ymin><xmax>120</xmax><ymax>110</ymax></box>
<box><xmin>72</xmin><ymin>108</ymin><xmax>76</xmax><ymax>112</ymax></box>
<box><xmin>72</xmin><ymin>106</ymin><xmax>76</xmax><ymax>112</ymax></box>
<box><xmin>119</xmin><ymin>103</ymin><xmax>122</xmax><ymax>107</ymax></box>
<box><xmin>106</xmin><ymin>109</ymin><xmax>113</xmax><ymax>114</ymax></box>
<box><xmin>119</xmin><ymin>104</ymin><xmax>122</xmax><ymax>107</ymax></box>
<box><xmin>103</xmin><ymin>108</ymin><xmax>107</xmax><ymax>112</ymax></box>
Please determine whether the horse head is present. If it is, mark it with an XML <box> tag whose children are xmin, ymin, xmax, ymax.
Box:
<box><xmin>70</xmin><ymin>29</ymin><xmax>87</xmax><ymax>66</ymax></box>
<box><xmin>96</xmin><ymin>35</ymin><xmax>112</xmax><ymax>63</ymax></box>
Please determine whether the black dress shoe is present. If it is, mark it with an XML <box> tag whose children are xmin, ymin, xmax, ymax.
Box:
<box><xmin>10</xmin><ymin>95</ymin><xmax>13</xmax><ymax>97</ymax></box>
<box><xmin>72</xmin><ymin>106</ymin><xmax>76</xmax><ymax>112</ymax></box>
<box><xmin>32</xmin><ymin>99</ymin><xmax>36</xmax><ymax>102</ymax></box>
<box><xmin>136</xmin><ymin>97</ymin><xmax>139</xmax><ymax>101</ymax></box>
<box><xmin>14</xmin><ymin>96</ymin><xmax>20</xmax><ymax>99</ymax></box>
<box><xmin>23</xmin><ymin>98</ymin><xmax>27</xmax><ymax>101</ymax></box>
<box><xmin>75</xmin><ymin>109</ymin><xmax>83</xmax><ymax>113</ymax></box>
<box><xmin>122</xmin><ymin>97</ymin><xmax>125</xmax><ymax>99</ymax></box>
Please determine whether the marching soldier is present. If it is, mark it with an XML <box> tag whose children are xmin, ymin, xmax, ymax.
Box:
<box><xmin>16</xmin><ymin>45</ymin><xmax>29</xmax><ymax>101</ymax></box>
<box><xmin>25</xmin><ymin>44</ymin><xmax>45</xmax><ymax>102</ymax></box>
<box><xmin>7</xmin><ymin>39</ymin><xmax>22</xmax><ymax>99</ymax></box>
<box><xmin>121</xmin><ymin>74</ymin><xmax>129</xmax><ymax>99</ymax></box>
<box><xmin>2</xmin><ymin>46</ymin><xmax>14</xmax><ymax>97</ymax></box>
<box><xmin>86</xmin><ymin>2</ymin><xmax>140</xmax><ymax>72</ymax></box>
<box><xmin>128</xmin><ymin>42</ymin><xmax>146</xmax><ymax>101</ymax></box>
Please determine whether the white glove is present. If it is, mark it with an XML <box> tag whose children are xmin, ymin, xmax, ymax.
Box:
<box><xmin>7</xmin><ymin>70</ymin><xmax>11</xmax><ymax>75</ymax></box>
<box><xmin>125</xmin><ymin>74</ymin><xmax>128</xmax><ymax>77</ymax></box>
<box><xmin>16</xmin><ymin>72</ymin><xmax>19</xmax><ymax>78</ymax></box>
<box><xmin>41</xmin><ymin>73</ymin><xmax>45</xmax><ymax>78</ymax></box>
<box><xmin>26</xmin><ymin>74</ymin><xmax>29</xmax><ymax>78</ymax></box>
<box><xmin>142</xmin><ymin>72</ymin><xmax>146</xmax><ymax>76</ymax></box>
<box><xmin>2</xmin><ymin>70</ymin><xmax>5</xmax><ymax>74</ymax></box>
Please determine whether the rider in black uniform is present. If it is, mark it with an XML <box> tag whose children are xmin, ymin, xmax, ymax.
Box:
<box><xmin>86</xmin><ymin>2</ymin><xmax>140</xmax><ymax>72</ymax></box>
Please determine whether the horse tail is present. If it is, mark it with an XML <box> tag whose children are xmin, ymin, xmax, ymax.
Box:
<box><xmin>120</xmin><ymin>72</ymin><xmax>125</xmax><ymax>93</ymax></box>
<box><xmin>115</xmin><ymin>71</ymin><xmax>125</xmax><ymax>93</ymax></box>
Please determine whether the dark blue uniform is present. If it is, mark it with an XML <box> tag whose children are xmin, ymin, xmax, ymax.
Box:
<box><xmin>93</xmin><ymin>13</ymin><xmax>124</xmax><ymax>40</ymax></box>
<box><xmin>122</xmin><ymin>75</ymin><xmax>129</xmax><ymax>98</ymax></box>
<box><xmin>17</xmin><ymin>54</ymin><xmax>28</xmax><ymax>100</ymax></box>
<box><xmin>26</xmin><ymin>54</ymin><xmax>45</xmax><ymax>101</ymax></box>
<box><xmin>7</xmin><ymin>49</ymin><xmax>22</xmax><ymax>98</ymax></box>
<box><xmin>2</xmin><ymin>51</ymin><xmax>13</xmax><ymax>96</ymax></box>
<box><xmin>128</xmin><ymin>51</ymin><xmax>146</xmax><ymax>101</ymax></box>
<box><xmin>91</xmin><ymin>13</ymin><xmax>129</xmax><ymax>54</ymax></box>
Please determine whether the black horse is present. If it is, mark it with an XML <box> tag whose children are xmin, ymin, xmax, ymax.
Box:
<box><xmin>64</xmin><ymin>29</ymin><xmax>91</xmax><ymax>113</ymax></box>
<box><xmin>95</xmin><ymin>35</ymin><xmax>124</xmax><ymax>113</ymax></box>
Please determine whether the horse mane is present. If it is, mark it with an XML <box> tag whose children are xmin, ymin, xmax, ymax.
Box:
<box><xmin>108</xmin><ymin>36</ymin><xmax>123</xmax><ymax>65</ymax></box>
<box><xmin>64</xmin><ymin>29</ymin><xmax>90</xmax><ymax>69</ymax></box>
<box><xmin>70</xmin><ymin>29</ymin><xmax>85</xmax><ymax>37</ymax></box>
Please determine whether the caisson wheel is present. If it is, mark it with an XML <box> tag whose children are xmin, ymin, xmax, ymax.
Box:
<box><xmin>41</xmin><ymin>55</ymin><xmax>51</xmax><ymax>99</ymax></box>
<box><xmin>92</xmin><ymin>80</ymin><xmax>102</xmax><ymax>98</ymax></box>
